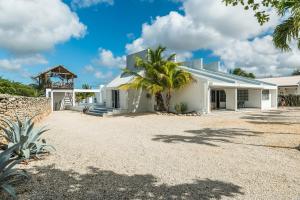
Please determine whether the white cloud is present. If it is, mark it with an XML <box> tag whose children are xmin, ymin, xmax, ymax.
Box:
<box><xmin>215</xmin><ymin>36</ymin><xmax>300</xmax><ymax>77</ymax></box>
<box><xmin>126</xmin><ymin>0</ymin><xmax>278</xmax><ymax>53</ymax></box>
<box><xmin>94</xmin><ymin>48</ymin><xmax>126</xmax><ymax>68</ymax></box>
<box><xmin>0</xmin><ymin>59</ymin><xmax>21</xmax><ymax>71</ymax></box>
<box><xmin>0</xmin><ymin>0</ymin><xmax>86</xmax><ymax>54</ymax></box>
<box><xmin>94</xmin><ymin>71</ymin><xmax>113</xmax><ymax>80</ymax></box>
<box><xmin>0</xmin><ymin>54</ymin><xmax>48</xmax><ymax>72</ymax></box>
<box><xmin>84</xmin><ymin>64</ymin><xmax>114</xmax><ymax>80</ymax></box>
<box><xmin>125</xmin><ymin>0</ymin><xmax>300</xmax><ymax>76</ymax></box>
<box><xmin>71</xmin><ymin>0</ymin><xmax>114</xmax><ymax>9</ymax></box>
<box><xmin>84</xmin><ymin>65</ymin><xmax>95</xmax><ymax>72</ymax></box>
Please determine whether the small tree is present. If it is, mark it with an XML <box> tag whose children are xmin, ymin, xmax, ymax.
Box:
<box><xmin>232</xmin><ymin>68</ymin><xmax>256</xmax><ymax>79</ymax></box>
<box><xmin>160</xmin><ymin>62</ymin><xmax>194</xmax><ymax>112</ymax></box>
<box><xmin>76</xmin><ymin>84</ymin><xmax>94</xmax><ymax>103</ymax></box>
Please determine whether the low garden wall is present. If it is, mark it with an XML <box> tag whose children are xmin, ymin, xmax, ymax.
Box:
<box><xmin>0</xmin><ymin>94</ymin><xmax>51</xmax><ymax>143</ymax></box>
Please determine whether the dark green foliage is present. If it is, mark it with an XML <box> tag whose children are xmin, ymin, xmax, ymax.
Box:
<box><xmin>75</xmin><ymin>84</ymin><xmax>95</xmax><ymax>103</ymax></box>
<box><xmin>0</xmin><ymin>77</ymin><xmax>42</xmax><ymax>97</ymax></box>
<box><xmin>174</xmin><ymin>102</ymin><xmax>188</xmax><ymax>114</ymax></box>
<box><xmin>279</xmin><ymin>95</ymin><xmax>300</xmax><ymax>106</ymax></box>
<box><xmin>0</xmin><ymin>115</ymin><xmax>54</xmax><ymax>159</ymax></box>
<box><xmin>223</xmin><ymin>0</ymin><xmax>279</xmax><ymax>25</ymax></box>
<box><xmin>231</xmin><ymin>68</ymin><xmax>256</xmax><ymax>79</ymax></box>
<box><xmin>291</xmin><ymin>69</ymin><xmax>300</xmax><ymax>75</ymax></box>
<box><xmin>0</xmin><ymin>144</ymin><xmax>29</xmax><ymax>199</ymax></box>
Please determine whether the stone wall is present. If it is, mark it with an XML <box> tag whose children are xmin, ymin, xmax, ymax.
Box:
<box><xmin>0</xmin><ymin>94</ymin><xmax>51</xmax><ymax>128</ymax></box>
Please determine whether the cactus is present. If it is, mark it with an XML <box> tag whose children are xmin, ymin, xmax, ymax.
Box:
<box><xmin>0</xmin><ymin>143</ymin><xmax>28</xmax><ymax>198</ymax></box>
<box><xmin>0</xmin><ymin>114</ymin><xmax>54</xmax><ymax>159</ymax></box>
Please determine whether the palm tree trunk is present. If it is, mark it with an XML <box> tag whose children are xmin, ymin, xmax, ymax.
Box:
<box><xmin>166</xmin><ymin>90</ymin><xmax>172</xmax><ymax>112</ymax></box>
<box><xmin>155</xmin><ymin>92</ymin><xmax>166</xmax><ymax>111</ymax></box>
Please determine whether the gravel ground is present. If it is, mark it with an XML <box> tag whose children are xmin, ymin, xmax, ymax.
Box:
<box><xmin>6</xmin><ymin>108</ymin><xmax>300</xmax><ymax>199</ymax></box>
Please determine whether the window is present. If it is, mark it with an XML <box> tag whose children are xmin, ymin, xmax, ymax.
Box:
<box><xmin>238</xmin><ymin>90</ymin><xmax>248</xmax><ymax>101</ymax></box>
<box><xmin>220</xmin><ymin>90</ymin><xmax>226</xmax><ymax>102</ymax></box>
<box><xmin>262</xmin><ymin>90</ymin><xmax>269</xmax><ymax>100</ymax></box>
<box><xmin>211</xmin><ymin>90</ymin><xmax>216</xmax><ymax>102</ymax></box>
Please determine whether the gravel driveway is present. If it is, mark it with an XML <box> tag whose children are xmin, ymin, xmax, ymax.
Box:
<box><xmin>12</xmin><ymin>109</ymin><xmax>300</xmax><ymax>199</ymax></box>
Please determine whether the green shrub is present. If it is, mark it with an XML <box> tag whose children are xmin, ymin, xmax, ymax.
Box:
<box><xmin>279</xmin><ymin>95</ymin><xmax>300</xmax><ymax>106</ymax></box>
<box><xmin>0</xmin><ymin>114</ymin><xmax>54</xmax><ymax>159</ymax></box>
<box><xmin>174</xmin><ymin>102</ymin><xmax>188</xmax><ymax>114</ymax></box>
<box><xmin>0</xmin><ymin>77</ymin><xmax>42</xmax><ymax>97</ymax></box>
<box><xmin>0</xmin><ymin>144</ymin><xmax>28</xmax><ymax>198</ymax></box>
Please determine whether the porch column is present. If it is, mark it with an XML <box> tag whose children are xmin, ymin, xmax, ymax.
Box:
<box><xmin>72</xmin><ymin>91</ymin><xmax>76</xmax><ymax>107</ymax></box>
<box><xmin>206</xmin><ymin>86</ymin><xmax>211</xmax><ymax>113</ymax></box>
<box><xmin>225</xmin><ymin>88</ymin><xmax>237</xmax><ymax>111</ymax></box>
<box><xmin>270</xmin><ymin>89</ymin><xmax>278</xmax><ymax>109</ymax></box>
<box><xmin>51</xmin><ymin>91</ymin><xmax>54</xmax><ymax>112</ymax></box>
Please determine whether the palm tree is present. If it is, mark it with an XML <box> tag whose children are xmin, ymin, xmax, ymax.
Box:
<box><xmin>120</xmin><ymin>46</ymin><xmax>172</xmax><ymax>111</ymax></box>
<box><xmin>120</xmin><ymin>46</ymin><xmax>194</xmax><ymax>112</ymax></box>
<box><xmin>273</xmin><ymin>0</ymin><xmax>300</xmax><ymax>51</ymax></box>
<box><xmin>232</xmin><ymin>68</ymin><xmax>256</xmax><ymax>79</ymax></box>
<box><xmin>160</xmin><ymin>62</ymin><xmax>194</xmax><ymax>112</ymax></box>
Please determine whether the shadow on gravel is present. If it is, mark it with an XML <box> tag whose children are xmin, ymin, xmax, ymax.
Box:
<box><xmin>240</xmin><ymin>112</ymin><xmax>300</xmax><ymax>125</ymax></box>
<box><xmin>152</xmin><ymin>128</ymin><xmax>298</xmax><ymax>150</ymax></box>
<box><xmin>10</xmin><ymin>165</ymin><xmax>243</xmax><ymax>200</ymax></box>
<box><xmin>152</xmin><ymin>128</ymin><xmax>261</xmax><ymax>147</ymax></box>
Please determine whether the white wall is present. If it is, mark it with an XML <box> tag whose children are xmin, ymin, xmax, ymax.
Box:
<box><xmin>105</xmin><ymin>88</ymin><xmax>128</xmax><ymax>109</ymax></box>
<box><xmin>225</xmin><ymin>88</ymin><xmax>237</xmax><ymax>110</ymax></box>
<box><xmin>170</xmin><ymin>78</ymin><xmax>207</xmax><ymax>113</ymax></box>
<box><xmin>105</xmin><ymin>88</ymin><xmax>112</xmax><ymax>108</ymax></box>
<box><xmin>245</xmin><ymin>89</ymin><xmax>261</xmax><ymax>108</ymax></box>
<box><xmin>127</xmin><ymin>89</ymin><xmax>153</xmax><ymax>112</ymax></box>
<box><xmin>271</xmin><ymin>89</ymin><xmax>278</xmax><ymax>108</ymax></box>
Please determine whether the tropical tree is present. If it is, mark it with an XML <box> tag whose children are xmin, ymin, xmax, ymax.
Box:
<box><xmin>223</xmin><ymin>0</ymin><xmax>300</xmax><ymax>51</ymax></box>
<box><xmin>120</xmin><ymin>46</ymin><xmax>194</xmax><ymax>112</ymax></box>
<box><xmin>231</xmin><ymin>68</ymin><xmax>256</xmax><ymax>79</ymax></box>
<box><xmin>160</xmin><ymin>62</ymin><xmax>194</xmax><ymax>112</ymax></box>
<box><xmin>75</xmin><ymin>84</ymin><xmax>94</xmax><ymax>103</ymax></box>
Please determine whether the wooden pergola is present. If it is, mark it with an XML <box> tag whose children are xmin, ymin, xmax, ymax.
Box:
<box><xmin>35</xmin><ymin>65</ymin><xmax>77</xmax><ymax>89</ymax></box>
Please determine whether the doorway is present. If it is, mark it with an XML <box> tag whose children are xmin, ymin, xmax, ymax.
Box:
<box><xmin>112</xmin><ymin>90</ymin><xmax>120</xmax><ymax>109</ymax></box>
<box><xmin>211</xmin><ymin>90</ymin><xmax>226</xmax><ymax>110</ymax></box>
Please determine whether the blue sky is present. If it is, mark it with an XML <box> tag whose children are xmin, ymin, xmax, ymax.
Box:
<box><xmin>0</xmin><ymin>0</ymin><xmax>299</xmax><ymax>88</ymax></box>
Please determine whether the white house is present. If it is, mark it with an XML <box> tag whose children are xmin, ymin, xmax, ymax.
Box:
<box><xmin>36</xmin><ymin>65</ymin><xmax>105</xmax><ymax>111</ymax></box>
<box><xmin>105</xmin><ymin>50</ymin><xmax>278</xmax><ymax>114</ymax></box>
<box><xmin>258</xmin><ymin>75</ymin><xmax>300</xmax><ymax>95</ymax></box>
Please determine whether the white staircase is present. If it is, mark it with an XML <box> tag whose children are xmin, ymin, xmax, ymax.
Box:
<box><xmin>63</xmin><ymin>93</ymin><xmax>73</xmax><ymax>110</ymax></box>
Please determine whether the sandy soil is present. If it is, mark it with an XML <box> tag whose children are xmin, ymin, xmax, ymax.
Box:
<box><xmin>11</xmin><ymin>108</ymin><xmax>300</xmax><ymax>199</ymax></box>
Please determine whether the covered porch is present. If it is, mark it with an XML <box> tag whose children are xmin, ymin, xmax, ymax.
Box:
<box><xmin>208</xmin><ymin>86</ymin><xmax>278</xmax><ymax>112</ymax></box>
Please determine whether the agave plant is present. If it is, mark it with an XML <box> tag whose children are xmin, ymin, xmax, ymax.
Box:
<box><xmin>0</xmin><ymin>114</ymin><xmax>54</xmax><ymax>159</ymax></box>
<box><xmin>0</xmin><ymin>143</ymin><xmax>28</xmax><ymax>198</ymax></box>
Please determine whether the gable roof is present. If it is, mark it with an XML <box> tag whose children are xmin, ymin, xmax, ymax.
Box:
<box><xmin>106</xmin><ymin>66</ymin><xmax>277</xmax><ymax>89</ymax></box>
<box><xmin>257</xmin><ymin>76</ymin><xmax>300</xmax><ymax>87</ymax></box>
<box><xmin>180</xmin><ymin>66</ymin><xmax>277</xmax><ymax>89</ymax></box>
<box><xmin>34</xmin><ymin>65</ymin><xmax>77</xmax><ymax>79</ymax></box>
